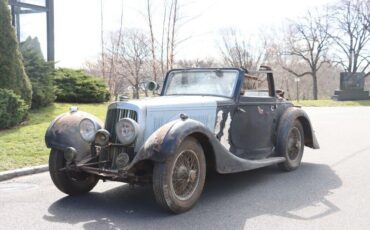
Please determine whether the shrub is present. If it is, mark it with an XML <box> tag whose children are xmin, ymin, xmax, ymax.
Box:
<box><xmin>20</xmin><ymin>37</ymin><xmax>55</xmax><ymax>109</ymax></box>
<box><xmin>0</xmin><ymin>0</ymin><xmax>32</xmax><ymax>106</ymax></box>
<box><xmin>54</xmin><ymin>68</ymin><xmax>110</xmax><ymax>103</ymax></box>
<box><xmin>0</xmin><ymin>89</ymin><xmax>28</xmax><ymax>129</ymax></box>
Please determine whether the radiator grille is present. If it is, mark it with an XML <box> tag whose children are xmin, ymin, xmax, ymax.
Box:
<box><xmin>100</xmin><ymin>108</ymin><xmax>137</xmax><ymax>170</ymax></box>
<box><xmin>104</xmin><ymin>108</ymin><xmax>138</xmax><ymax>142</ymax></box>
<box><xmin>99</xmin><ymin>145</ymin><xmax>135</xmax><ymax>170</ymax></box>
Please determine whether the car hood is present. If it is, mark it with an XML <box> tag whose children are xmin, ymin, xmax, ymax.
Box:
<box><xmin>123</xmin><ymin>95</ymin><xmax>228</xmax><ymax>111</ymax></box>
<box><xmin>110</xmin><ymin>96</ymin><xmax>230</xmax><ymax>147</ymax></box>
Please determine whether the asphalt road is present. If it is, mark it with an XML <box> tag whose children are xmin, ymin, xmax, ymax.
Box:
<box><xmin>1</xmin><ymin>107</ymin><xmax>370</xmax><ymax>230</ymax></box>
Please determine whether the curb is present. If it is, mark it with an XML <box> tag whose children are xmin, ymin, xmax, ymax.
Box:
<box><xmin>0</xmin><ymin>165</ymin><xmax>49</xmax><ymax>182</ymax></box>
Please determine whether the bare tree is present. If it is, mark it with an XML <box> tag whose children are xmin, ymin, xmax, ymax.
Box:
<box><xmin>219</xmin><ymin>28</ymin><xmax>267</xmax><ymax>71</ymax></box>
<box><xmin>117</xmin><ymin>29</ymin><xmax>150</xmax><ymax>99</ymax></box>
<box><xmin>144</xmin><ymin>0</ymin><xmax>189</xmax><ymax>78</ymax></box>
<box><xmin>282</xmin><ymin>10</ymin><xmax>331</xmax><ymax>100</ymax></box>
<box><xmin>168</xmin><ymin>0</ymin><xmax>179</xmax><ymax>70</ymax></box>
<box><xmin>96</xmin><ymin>0</ymin><xmax>125</xmax><ymax>100</ymax></box>
<box><xmin>84</xmin><ymin>31</ymin><xmax>127</xmax><ymax>100</ymax></box>
<box><xmin>261</xmin><ymin>29</ymin><xmax>293</xmax><ymax>98</ymax></box>
<box><xmin>329</xmin><ymin>0</ymin><xmax>370</xmax><ymax>76</ymax></box>
<box><xmin>100</xmin><ymin>0</ymin><xmax>105</xmax><ymax>79</ymax></box>
<box><xmin>160</xmin><ymin>0</ymin><xmax>169</xmax><ymax>77</ymax></box>
<box><xmin>146</xmin><ymin>0</ymin><xmax>158</xmax><ymax>82</ymax></box>
<box><xmin>105</xmin><ymin>33</ymin><xmax>126</xmax><ymax>99</ymax></box>
<box><xmin>176</xmin><ymin>57</ymin><xmax>218</xmax><ymax>68</ymax></box>
<box><xmin>90</xmin><ymin>0</ymin><xmax>192</xmax><ymax>99</ymax></box>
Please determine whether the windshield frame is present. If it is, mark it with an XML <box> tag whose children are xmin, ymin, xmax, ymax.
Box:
<box><xmin>161</xmin><ymin>68</ymin><xmax>243</xmax><ymax>99</ymax></box>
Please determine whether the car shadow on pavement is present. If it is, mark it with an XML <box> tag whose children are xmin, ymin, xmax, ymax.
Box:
<box><xmin>43</xmin><ymin>163</ymin><xmax>342</xmax><ymax>230</ymax></box>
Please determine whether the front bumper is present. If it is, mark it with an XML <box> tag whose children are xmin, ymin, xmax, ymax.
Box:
<box><xmin>61</xmin><ymin>143</ymin><xmax>151</xmax><ymax>184</ymax></box>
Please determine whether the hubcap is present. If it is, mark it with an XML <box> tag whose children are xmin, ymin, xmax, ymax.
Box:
<box><xmin>287</xmin><ymin>127</ymin><xmax>302</xmax><ymax>160</ymax></box>
<box><xmin>171</xmin><ymin>150</ymin><xmax>200</xmax><ymax>201</ymax></box>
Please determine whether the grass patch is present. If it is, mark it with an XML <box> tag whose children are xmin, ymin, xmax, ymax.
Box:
<box><xmin>293</xmin><ymin>99</ymin><xmax>370</xmax><ymax>107</ymax></box>
<box><xmin>0</xmin><ymin>103</ymin><xmax>107</xmax><ymax>171</ymax></box>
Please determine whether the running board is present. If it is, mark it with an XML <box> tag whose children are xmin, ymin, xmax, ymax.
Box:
<box><xmin>216</xmin><ymin>156</ymin><xmax>285</xmax><ymax>174</ymax></box>
<box><xmin>211</xmin><ymin>141</ymin><xmax>286</xmax><ymax>174</ymax></box>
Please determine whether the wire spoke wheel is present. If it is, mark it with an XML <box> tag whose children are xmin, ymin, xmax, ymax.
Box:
<box><xmin>277</xmin><ymin>120</ymin><xmax>305</xmax><ymax>171</ymax></box>
<box><xmin>152</xmin><ymin>137</ymin><xmax>206</xmax><ymax>213</ymax></box>
<box><xmin>171</xmin><ymin>150</ymin><xmax>200</xmax><ymax>201</ymax></box>
<box><xmin>287</xmin><ymin>127</ymin><xmax>302</xmax><ymax>160</ymax></box>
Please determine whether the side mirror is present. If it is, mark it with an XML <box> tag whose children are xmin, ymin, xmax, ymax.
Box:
<box><xmin>147</xmin><ymin>81</ymin><xmax>160</xmax><ymax>91</ymax></box>
<box><xmin>276</xmin><ymin>89</ymin><xmax>285</xmax><ymax>98</ymax></box>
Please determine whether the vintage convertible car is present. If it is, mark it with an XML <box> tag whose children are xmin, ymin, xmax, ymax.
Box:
<box><xmin>45</xmin><ymin>67</ymin><xmax>319</xmax><ymax>213</ymax></box>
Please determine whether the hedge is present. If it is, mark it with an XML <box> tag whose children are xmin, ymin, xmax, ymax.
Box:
<box><xmin>0</xmin><ymin>89</ymin><xmax>28</xmax><ymax>129</ymax></box>
<box><xmin>54</xmin><ymin>68</ymin><xmax>110</xmax><ymax>103</ymax></box>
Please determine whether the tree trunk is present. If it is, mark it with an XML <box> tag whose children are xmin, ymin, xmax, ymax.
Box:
<box><xmin>135</xmin><ymin>85</ymin><xmax>140</xmax><ymax>99</ymax></box>
<box><xmin>146</xmin><ymin>0</ymin><xmax>158</xmax><ymax>82</ymax></box>
<box><xmin>312</xmin><ymin>74</ymin><xmax>318</xmax><ymax>100</ymax></box>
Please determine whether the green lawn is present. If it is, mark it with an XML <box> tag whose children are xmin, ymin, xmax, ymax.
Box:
<box><xmin>293</xmin><ymin>99</ymin><xmax>370</xmax><ymax>107</ymax></box>
<box><xmin>0</xmin><ymin>103</ymin><xmax>107</xmax><ymax>171</ymax></box>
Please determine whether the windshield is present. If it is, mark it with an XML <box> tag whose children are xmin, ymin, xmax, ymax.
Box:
<box><xmin>164</xmin><ymin>70</ymin><xmax>239</xmax><ymax>98</ymax></box>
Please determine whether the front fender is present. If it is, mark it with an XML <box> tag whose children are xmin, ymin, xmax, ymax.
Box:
<box><xmin>45</xmin><ymin>110</ymin><xmax>102</xmax><ymax>160</ymax></box>
<box><xmin>125</xmin><ymin>118</ymin><xmax>213</xmax><ymax>169</ymax></box>
<box><xmin>278</xmin><ymin>107</ymin><xmax>320</xmax><ymax>149</ymax></box>
<box><xmin>152</xmin><ymin>118</ymin><xmax>215</xmax><ymax>162</ymax></box>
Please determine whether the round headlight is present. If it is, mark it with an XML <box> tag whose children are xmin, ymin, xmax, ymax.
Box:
<box><xmin>115</xmin><ymin>118</ymin><xmax>139</xmax><ymax>145</ymax></box>
<box><xmin>79</xmin><ymin>118</ymin><xmax>97</xmax><ymax>142</ymax></box>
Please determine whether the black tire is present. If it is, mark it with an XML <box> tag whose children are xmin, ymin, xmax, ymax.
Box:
<box><xmin>277</xmin><ymin>120</ymin><xmax>304</xmax><ymax>171</ymax></box>
<box><xmin>49</xmin><ymin>149</ymin><xmax>98</xmax><ymax>195</ymax></box>
<box><xmin>152</xmin><ymin>137</ymin><xmax>206</xmax><ymax>213</ymax></box>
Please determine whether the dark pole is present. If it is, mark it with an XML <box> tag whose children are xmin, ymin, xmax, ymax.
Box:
<box><xmin>46</xmin><ymin>0</ymin><xmax>55</xmax><ymax>63</ymax></box>
<box><xmin>15</xmin><ymin>4</ymin><xmax>20</xmax><ymax>42</ymax></box>
<box><xmin>10</xmin><ymin>4</ymin><xmax>15</xmax><ymax>27</ymax></box>
<box><xmin>9</xmin><ymin>0</ymin><xmax>20</xmax><ymax>42</ymax></box>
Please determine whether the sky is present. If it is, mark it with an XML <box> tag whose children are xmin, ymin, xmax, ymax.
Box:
<box><xmin>19</xmin><ymin>0</ymin><xmax>336</xmax><ymax>68</ymax></box>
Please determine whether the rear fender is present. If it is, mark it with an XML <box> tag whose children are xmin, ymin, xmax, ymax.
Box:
<box><xmin>277</xmin><ymin>107</ymin><xmax>320</xmax><ymax>149</ymax></box>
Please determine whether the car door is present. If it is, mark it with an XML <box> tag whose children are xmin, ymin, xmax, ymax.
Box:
<box><xmin>229</xmin><ymin>73</ymin><xmax>277</xmax><ymax>160</ymax></box>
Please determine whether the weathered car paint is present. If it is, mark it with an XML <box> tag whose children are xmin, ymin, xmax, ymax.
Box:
<box><xmin>118</xmin><ymin>68</ymin><xmax>319</xmax><ymax>174</ymax></box>
<box><xmin>124</xmin><ymin>117</ymin><xmax>286</xmax><ymax>174</ymax></box>
<box><xmin>143</xmin><ymin>96</ymin><xmax>218</xmax><ymax>140</ymax></box>
<box><xmin>45</xmin><ymin>111</ymin><xmax>102</xmax><ymax>162</ymax></box>
<box><xmin>109</xmin><ymin>96</ymin><xmax>225</xmax><ymax>152</ymax></box>
<box><xmin>214</xmin><ymin>100</ymin><xmax>236</xmax><ymax>150</ymax></box>
<box><xmin>45</xmin><ymin>67</ymin><xmax>320</xmax><ymax>181</ymax></box>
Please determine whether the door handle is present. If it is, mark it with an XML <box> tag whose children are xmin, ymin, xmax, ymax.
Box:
<box><xmin>237</xmin><ymin>107</ymin><xmax>246</xmax><ymax>113</ymax></box>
